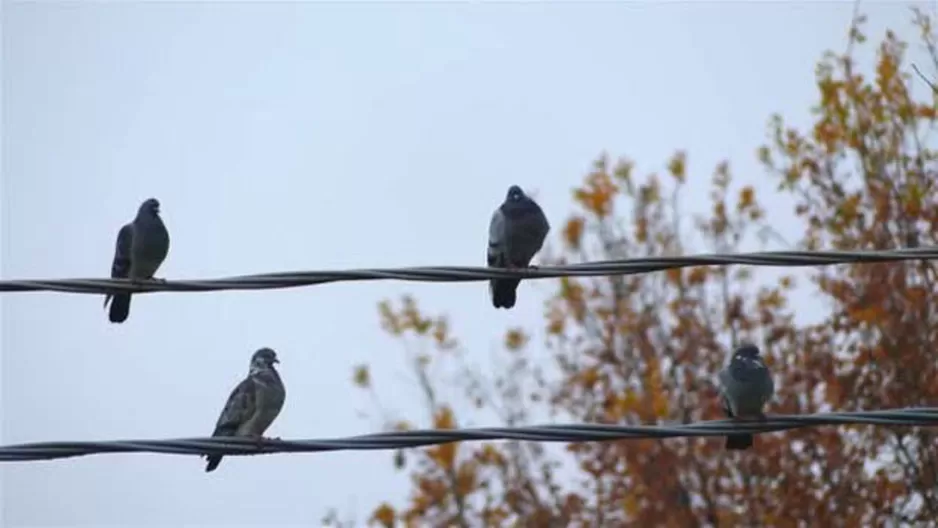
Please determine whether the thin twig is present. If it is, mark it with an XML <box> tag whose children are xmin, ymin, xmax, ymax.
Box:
<box><xmin>912</xmin><ymin>63</ymin><xmax>938</xmax><ymax>94</ymax></box>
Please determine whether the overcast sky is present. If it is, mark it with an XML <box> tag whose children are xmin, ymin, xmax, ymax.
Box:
<box><xmin>2</xmin><ymin>2</ymin><xmax>934</xmax><ymax>527</ymax></box>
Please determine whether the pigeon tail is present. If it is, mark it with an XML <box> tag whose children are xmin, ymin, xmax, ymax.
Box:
<box><xmin>204</xmin><ymin>454</ymin><xmax>223</xmax><ymax>472</ymax></box>
<box><xmin>108</xmin><ymin>293</ymin><xmax>132</xmax><ymax>323</ymax></box>
<box><xmin>725</xmin><ymin>433</ymin><xmax>754</xmax><ymax>450</ymax></box>
<box><xmin>491</xmin><ymin>278</ymin><xmax>520</xmax><ymax>309</ymax></box>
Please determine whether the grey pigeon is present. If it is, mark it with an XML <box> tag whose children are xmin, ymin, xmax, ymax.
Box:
<box><xmin>487</xmin><ymin>185</ymin><xmax>550</xmax><ymax>309</ymax></box>
<box><xmin>205</xmin><ymin>347</ymin><xmax>286</xmax><ymax>473</ymax></box>
<box><xmin>717</xmin><ymin>344</ymin><xmax>775</xmax><ymax>450</ymax></box>
<box><xmin>103</xmin><ymin>198</ymin><xmax>170</xmax><ymax>323</ymax></box>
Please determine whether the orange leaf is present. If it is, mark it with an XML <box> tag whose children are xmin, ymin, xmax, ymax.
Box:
<box><xmin>688</xmin><ymin>267</ymin><xmax>708</xmax><ymax>285</ymax></box>
<box><xmin>429</xmin><ymin>443</ymin><xmax>457</xmax><ymax>470</ymax></box>
<box><xmin>370</xmin><ymin>503</ymin><xmax>396</xmax><ymax>527</ymax></box>
<box><xmin>579</xmin><ymin>366</ymin><xmax>600</xmax><ymax>389</ymax></box>
<box><xmin>434</xmin><ymin>406</ymin><xmax>456</xmax><ymax>429</ymax></box>
<box><xmin>455</xmin><ymin>462</ymin><xmax>478</xmax><ymax>495</ymax></box>
<box><xmin>635</xmin><ymin>217</ymin><xmax>649</xmax><ymax>243</ymax></box>
<box><xmin>564</xmin><ymin>216</ymin><xmax>586</xmax><ymax>250</ymax></box>
<box><xmin>848</xmin><ymin>305</ymin><xmax>883</xmax><ymax>324</ymax></box>
<box><xmin>477</xmin><ymin>444</ymin><xmax>507</xmax><ymax>467</ymax></box>
<box><xmin>738</xmin><ymin>185</ymin><xmax>755</xmax><ymax>212</ymax></box>
<box><xmin>547</xmin><ymin>314</ymin><xmax>565</xmax><ymax>336</ymax></box>
<box><xmin>651</xmin><ymin>390</ymin><xmax>670</xmax><ymax>418</ymax></box>
<box><xmin>504</xmin><ymin>328</ymin><xmax>528</xmax><ymax>351</ymax></box>
<box><xmin>665</xmin><ymin>268</ymin><xmax>683</xmax><ymax>286</ymax></box>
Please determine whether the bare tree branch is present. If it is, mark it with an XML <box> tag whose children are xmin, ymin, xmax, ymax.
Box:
<box><xmin>912</xmin><ymin>63</ymin><xmax>938</xmax><ymax>94</ymax></box>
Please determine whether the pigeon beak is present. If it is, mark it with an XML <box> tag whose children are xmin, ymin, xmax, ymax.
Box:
<box><xmin>272</xmin><ymin>358</ymin><xmax>280</xmax><ymax>364</ymax></box>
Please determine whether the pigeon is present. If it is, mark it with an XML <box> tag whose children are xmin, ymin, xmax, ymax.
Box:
<box><xmin>103</xmin><ymin>197</ymin><xmax>170</xmax><ymax>323</ymax></box>
<box><xmin>205</xmin><ymin>347</ymin><xmax>286</xmax><ymax>473</ymax></box>
<box><xmin>487</xmin><ymin>185</ymin><xmax>550</xmax><ymax>309</ymax></box>
<box><xmin>717</xmin><ymin>344</ymin><xmax>775</xmax><ymax>450</ymax></box>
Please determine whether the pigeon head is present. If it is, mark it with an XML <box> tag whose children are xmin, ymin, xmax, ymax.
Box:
<box><xmin>731</xmin><ymin>344</ymin><xmax>766</xmax><ymax>370</ymax></box>
<box><xmin>138</xmin><ymin>198</ymin><xmax>161</xmax><ymax>217</ymax></box>
<box><xmin>505</xmin><ymin>185</ymin><xmax>527</xmax><ymax>203</ymax></box>
<box><xmin>251</xmin><ymin>347</ymin><xmax>280</xmax><ymax>369</ymax></box>
<box><xmin>734</xmin><ymin>344</ymin><xmax>761</xmax><ymax>360</ymax></box>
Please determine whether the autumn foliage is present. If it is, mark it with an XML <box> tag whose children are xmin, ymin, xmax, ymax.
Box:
<box><xmin>335</xmin><ymin>12</ymin><xmax>938</xmax><ymax>526</ymax></box>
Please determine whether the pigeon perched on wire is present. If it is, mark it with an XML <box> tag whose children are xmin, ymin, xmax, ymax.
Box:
<box><xmin>487</xmin><ymin>185</ymin><xmax>550</xmax><ymax>309</ymax></box>
<box><xmin>103</xmin><ymin>197</ymin><xmax>170</xmax><ymax>323</ymax></box>
<box><xmin>205</xmin><ymin>347</ymin><xmax>286</xmax><ymax>473</ymax></box>
<box><xmin>717</xmin><ymin>344</ymin><xmax>775</xmax><ymax>450</ymax></box>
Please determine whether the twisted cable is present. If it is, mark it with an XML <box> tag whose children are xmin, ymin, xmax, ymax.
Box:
<box><xmin>3</xmin><ymin>407</ymin><xmax>936</xmax><ymax>463</ymax></box>
<box><xmin>2</xmin><ymin>247</ymin><xmax>937</xmax><ymax>295</ymax></box>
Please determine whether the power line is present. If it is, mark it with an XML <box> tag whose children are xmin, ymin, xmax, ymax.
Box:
<box><xmin>6</xmin><ymin>248</ymin><xmax>936</xmax><ymax>467</ymax></box>
<box><xmin>3</xmin><ymin>247</ymin><xmax>938</xmax><ymax>296</ymax></box>
<box><xmin>4</xmin><ymin>408</ymin><xmax>936</xmax><ymax>463</ymax></box>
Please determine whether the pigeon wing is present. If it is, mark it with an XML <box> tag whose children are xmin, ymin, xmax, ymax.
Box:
<box><xmin>110</xmin><ymin>223</ymin><xmax>134</xmax><ymax>279</ymax></box>
<box><xmin>717</xmin><ymin>368</ymin><xmax>736</xmax><ymax>417</ymax></box>
<box><xmin>103</xmin><ymin>222</ymin><xmax>133</xmax><ymax>309</ymax></box>
<box><xmin>204</xmin><ymin>376</ymin><xmax>259</xmax><ymax>472</ymax></box>
<box><xmin>487</xmin><ymin>207</ymin><xmax>506</xmax><ymax>267</ymax></box>
<box><xmin>759</xmin><ymin>368</ymin><xmax>776</xmax><ymax>407</ymax></box>
<box><xmin>212</xmin><ymin>376</ymin><xmax>258</xmax><ymax>437</ymax></box>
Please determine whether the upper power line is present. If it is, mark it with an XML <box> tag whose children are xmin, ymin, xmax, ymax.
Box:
<box><xmin>2</xmin><ymin>246</ymin><xmax>936</xmax><ymax>296</ymax></box>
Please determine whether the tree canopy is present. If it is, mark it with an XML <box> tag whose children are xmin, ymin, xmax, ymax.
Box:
<box><xmin>334</xmin><ymin>10</ymin><xmax>938</xmax><ymax>526</ymax></box>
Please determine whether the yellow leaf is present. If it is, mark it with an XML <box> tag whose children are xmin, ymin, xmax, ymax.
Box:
<box><xmin>738</xmin><ymin>185</ymin><xmax>755</xmax><ymax>211</ymax></box>
<box><xmin>370</xmin><ymin>503</ymin><xmax>396</xmax><ymax>528</ymax></box>
<box><xmin>651</xmin><ymin>390</ymin><xmax>670</xmax><ymax>418</ymax></box>
<box><xmin>547</xmin><ymin>314</ymin><xmax>565</xmax><ymax>336</ymax></box>
<box><xmin>478</xmin><ymin>444</ymin><xmax>507</xmax><ymax>466</ymax></box>
<box><xmin>575</xmin><ymin>167</ymin><xmax>619</xmax><ymax>217</ymax></box>
<box><xmin>621</xmin><ymin>390</ymin><xmax>639</xmax><ymax>412</ymax></box>
<box><xmin>352</xmin><ymin>364</ymin><xmax>371</xmax><ymax>389</ymax></box>
<box><xmin>838</xmin><ymin>193</ymin><xmax>861</xmax><ymax>224</ymax></box>
<box><xmin>579</xmin><ymin>366</ymin><xmax>600</xmax><ymax>389</ymax></box>
<box><xmin>429</xmin><ymin>443</ymin><xmax>457</xmax><ymax>470</ymax></box>
<box><xmin>904</xmin><ymin>184</ymin><xmax>923</xmax><ymax>216</ymax></box>
<box><xmin>639</xmin><ymin>179</ymin><xmax>661</xmax><ymax>204</ymax></box>
<box><xmin>434</xmin><ymin>406</ymin><xmax>456</xmax><ymax>429</ymax></box>
<box><xmin>613</xmin><ymin>158</ymin><xmax>635</xmax><ymax>189</ymax></box>
<box><xmin>564</xmin><ymin>216</ymin><xmax>586</xmax><ymax>250</ymax></box>
<box><xmin>432</xmin><ymin>318</ymin><xmax>453</xmax><ymax>348</ymax></box>
<box><xmin>756</xmin><ymin>145</ymin><xmax>772</xmax><ymax>165</ymax></box>
<box><xmin>848</xmin><ymin>305</ymin><xmax>883</xmax><ymax>324</ymax></box>
<box><xmin>635</xmin><ymin>218</ymin><xmax>649</xmax><ymax>243</ymax></box>
<box><xmin>455</xmin><ymin>462</ymin><xmax>478</xmax><ymax>495</ymax></box>
<box><xmin>393</xmin><ymin>420</ymin><xmax>412</xmax><ymax>431</ymax></box>
<box><xmin>622</xmin><ymin>494</ymin><xmax>639</xmax><ymax>516</ymax></box>
<box><xmin>377</xmin><ymin>300</ymin><xmax>402</xmax><ymax>335</ymax></box>
<box><xmin>667</xmin><ymin>150</ymin><xmax>687</xmax><ymax>183</ymax></box>
<box><xmin>504</xmin><ymin>328</ymin><xmax>528</xmax><ymax>351</ymax></box>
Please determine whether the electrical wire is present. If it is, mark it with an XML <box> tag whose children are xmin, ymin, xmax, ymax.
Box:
<box><xmin>2</xmin><ymin>247</ymin><xmax>937</xmax><ymax>296</ymax></box>
<box><xmin>5</xmin><ymin>248</ymin><xmax>936</xmax><ymax>465</ymax></box>
<box><xmin>3</xmin><ymin>408</ymin><xmax>936</xmax><ymax>463</ymax></box>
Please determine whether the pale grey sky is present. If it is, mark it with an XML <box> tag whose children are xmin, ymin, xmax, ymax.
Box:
<box><xmin>1</xmin><ymin>2</ymin><xmax>934</xmax><ymax>527</ymax></box>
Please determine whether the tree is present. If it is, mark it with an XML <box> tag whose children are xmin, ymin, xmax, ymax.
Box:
<box><xmin>333</xmin><ymin>10</ymin><xmax>938</xmax><ymax>526</ymax></box>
